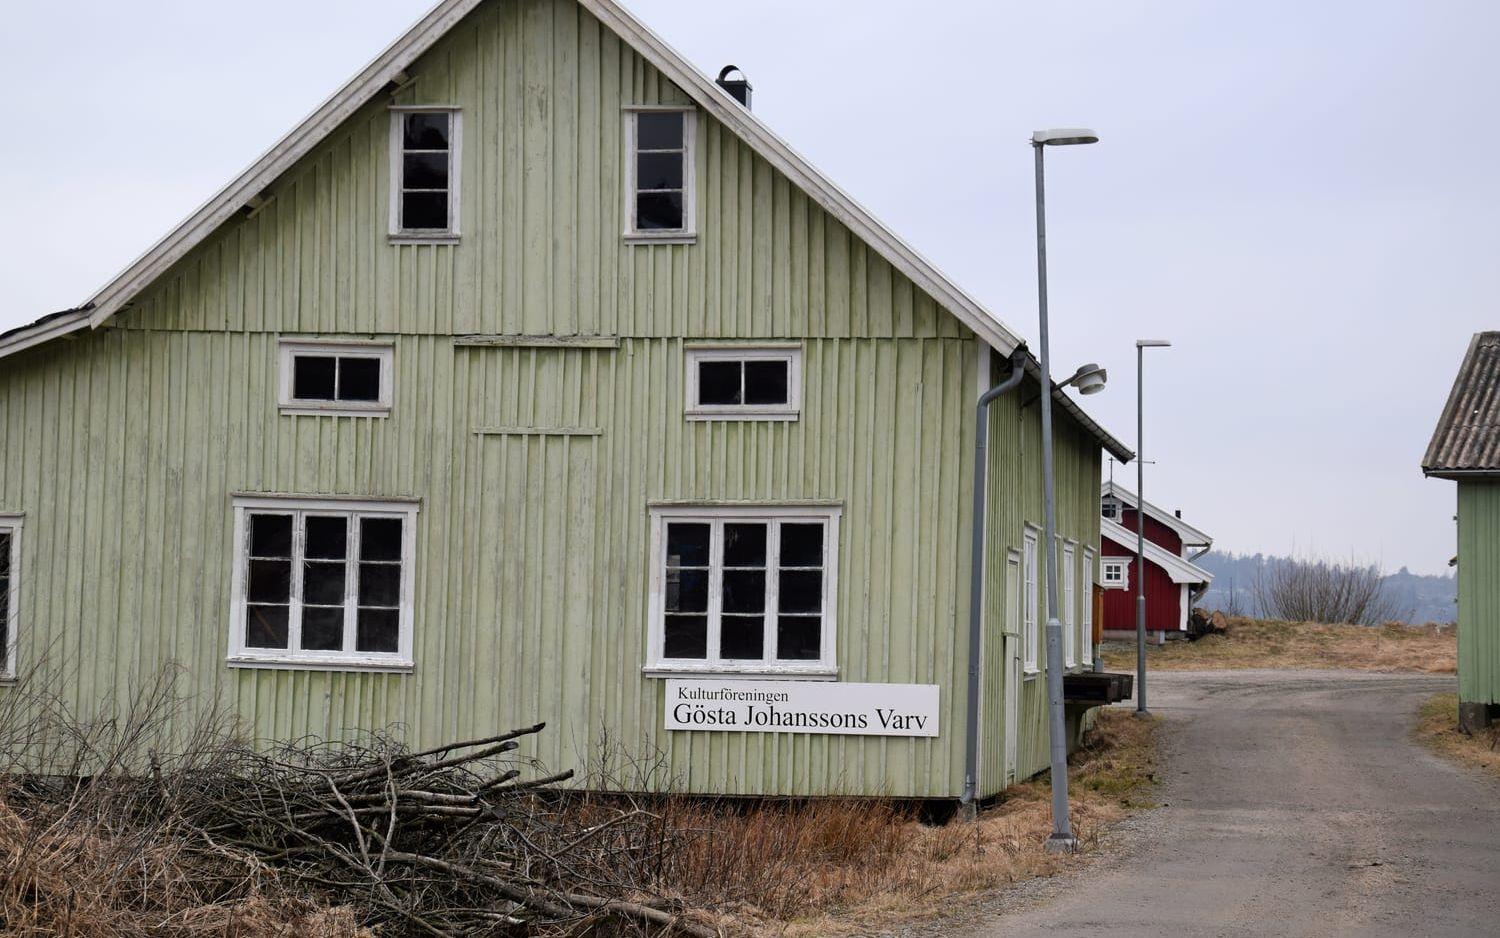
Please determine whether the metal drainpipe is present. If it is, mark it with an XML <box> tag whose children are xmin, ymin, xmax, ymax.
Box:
<box><xmin>960</xmin><ymin>350</ymin><xmax>1027</xmax><ymax>813</ymax></box>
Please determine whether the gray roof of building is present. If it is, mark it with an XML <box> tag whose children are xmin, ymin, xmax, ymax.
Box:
<box><xmin>1424</xmin><ymin>331</ymin><xmax>1500</xmax><ymax>477</ymax></box>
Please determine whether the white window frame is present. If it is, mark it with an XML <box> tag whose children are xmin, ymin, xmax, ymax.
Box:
<box><xmin>684</xmin><ymin>345</ymin><xmax>802</xmax><ymax>421</ymax></box>
<box><xmin>1101</xmin><ymin>558</ymin><xmax>1129</xmax><ymax>590</ymax></box>
<box><xmin>1101</xmin><ymin>497</ymin><xmax>1119</xmax><ymax>520</ymax></box>
<box><xmin>1063</xmin><ymin>539</ymin><xmax>1077</xmax><ymax>668</ymax></box>
<box><xmin>1082</xmin><ymin>547</ymin><xmax>1095</xmax><ymax>665</ymax></box>
<box><xmin>228</xmin><ymin>495</ymin><xmax>418</xmax><ymax>671</ymax></box>
<box><xmin>1023</xmin><ymin>525</ymin><xmax>1040</xmax><ymax>674</ymax></box>
<box><xmin>278</xmin><ymin>340</ymin><xmax>395</xmax><ymax>417</ymax></box>
<box><xmin>646</xmin><ymin>504</ymin><xmax>840</xmax><ymax>678</ymax></box>
<box><xmin>0</xmin><ymin>514</ymin><xmax>22</xmax><ymax>681</ymax></box>
<box><xmin>623</xmin><ymin>106</ymin><xmax>697</xmax><ymax>243</ymax></box>
<box><xmin>388</xmin><ymin>106</ymin><xmax>462</xmax><ymax>242</ymax></box>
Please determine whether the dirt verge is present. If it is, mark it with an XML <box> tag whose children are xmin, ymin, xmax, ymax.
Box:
<box><xmin>1413</xmin><ymin>693</ymin><xmax>1500</xmax><ymax>779</ymax></box>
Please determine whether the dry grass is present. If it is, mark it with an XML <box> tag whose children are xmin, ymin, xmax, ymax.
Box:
<box><xmin>1413</xmin><ymin>694</ymin><xmax>1500</xmax><ymax>779</ymax></box>
<box><xmin>696</xmin><ymin>708</ymin><xmax>1159</xmax><ymax>936</ymax></box>
<box><xmin>1100</xmin><ymin>616</ymin><xmax>1455</xmax><ymax>673</ymax></box>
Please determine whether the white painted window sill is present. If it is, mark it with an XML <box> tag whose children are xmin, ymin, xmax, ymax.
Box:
<box><xmin>624</xmin><ymin>232</ymin><xmax>697</xmax><ymax>245</ymax></box>
<box><xmin>685</xmin><ymin>409</ymin><xmax>800</xmax><ymax>422</ymax></box>
<box><xmin>279</xmin><ymin>406</ymin><xmax>392</xmax><ymax>418</ymax></box>
<box><xmin>389</xmin><ymin>234</ymin><xmax>460</xmax><ymax>246</ymax></box>
<box><xmin>227</xmin><ymin>656</ymin><xmax>414</xmax><ymax>674</ymax></box>
<box><xmin>643</xmin><ymin>665</ymin><xmax>838</xmax><ymax>681</ymax></box>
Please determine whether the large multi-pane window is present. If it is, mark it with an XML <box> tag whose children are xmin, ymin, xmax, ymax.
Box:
<box><xmin>1082</xmin><ymin>547</ymin><xmax>1095</xmax><ymax>666</ymax></box>
<box><xmin>648</xmin><ymin>506</ymin><xmax>839</xmax><ymax>674</ymax></box>
<box><xmin>1063</xmin><ymin>541</ymin><xmax>1077</xmax><ymax>667</ymax></box>
<box><xmin>0</xmin><ymin>516</ymin><xmax>19</xmax><ymax>679</ymax></box>
<box><xmin>229</xmin><ymin>497</ymin><xmax>417</xmax><ymax>669</ymax></box>
<box><xmin>625</xmin><ymin>109</ymin><xmax>695</xmax><ymax>238</ymax></box>
<box><xmin>1023</xmin><ymin>527</ymin><xmax>1039</xmax><ymax>673</ymax></box>
<box><xmin>389</xmin><ymin>108</ymin><xmax>460</xmax><ymax>239</ymax></box>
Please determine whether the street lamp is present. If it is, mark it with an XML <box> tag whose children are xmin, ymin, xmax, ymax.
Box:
<box><xmin>1032</xmin><ymin>127</ymin><xmax>1098</xmax><ymax>855</ymax></box>
<box><xmin>1134</xmin><ymin>339</ymin><xmax>1171</xmax><ymax>717</ymax></box>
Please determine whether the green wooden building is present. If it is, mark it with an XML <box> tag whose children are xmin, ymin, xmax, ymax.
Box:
<box><xmin>0</xmin><ymin>0</ymin><xmax>1130</xmax><ymax>800</ymax></box>
<box><xmin>1424</xmin><ymin>331</ymin><xmax>1500</xmax><ymax>733</ymax></box>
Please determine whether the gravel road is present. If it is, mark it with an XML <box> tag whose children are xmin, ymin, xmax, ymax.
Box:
<box><xmin>958</xmin><ymin>669</ymin><xmax>1500</xmax><ymax>938</ymax></box>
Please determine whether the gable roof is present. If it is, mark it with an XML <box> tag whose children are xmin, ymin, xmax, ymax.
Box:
<box><xmin>0</xmin><ymin>0</ymin><xmax>1131</xmax><ymax>462</ymax></box>
<box><xmin>1101</xmin><ymin>480</ymin><xmax>1211</xmax><ymax>548</ymax></box>
<box><xmin>1101</xmin><ymin>518</ymin><xmax>1213</xmax><ymax>585</ymax></box>
<box><xmin>1423</xmin><ymin>331</ymin><xmax>1500</xmax><ymax>478</ymax></box>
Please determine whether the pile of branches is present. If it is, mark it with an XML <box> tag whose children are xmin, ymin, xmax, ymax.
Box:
<box><xmin>165</xmin><ymin>723</ymin><xmax>716</xmax><ymax>937</ymax></box>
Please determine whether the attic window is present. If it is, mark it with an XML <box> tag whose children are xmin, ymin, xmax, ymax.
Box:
<box><xmin>685</xmin><ymin>346</ymin><xmax>801</xmax><ymax>420</ymax></box>
<box><xmin>390</xmin><ymin>108</ymin><xmax>461</xmax><ymax>240</ymax></box>
<box><xmin>1101</xmin><ymin>498</ymin><xmax>1119</xmax><ymax>520</ymax></box>
<box><xmin>279</xmin><ymin>341</ymin><xmax>394</xmax><ymax>416</ymax></box>
<box><xmin>625</xmin><ymin>108</ymin><xmax>695</xmax><ymax>241</ymax></box>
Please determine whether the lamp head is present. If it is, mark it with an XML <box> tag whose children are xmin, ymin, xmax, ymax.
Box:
<box><xmin>1032</xmin><ymin>128</ymin><xmax>1099</xmax><ymax>147</ymax></box>
<box><xmin>1064</xmin><ymin>363</ymin><xmax>1108</xmax><ymax>395</ymax></box>
<box><xmin>1136</xmin><ymin>338</ymin><xmax>1172</xmax><ymax>348</ymax></box>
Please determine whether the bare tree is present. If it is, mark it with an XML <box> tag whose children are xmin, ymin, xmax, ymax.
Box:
<box><xmin>1253</xmin><ymin>555</ymin><xmax>1410</xmax><ymax>625</ymax></box>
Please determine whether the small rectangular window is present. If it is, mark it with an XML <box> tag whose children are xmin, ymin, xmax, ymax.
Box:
<box><xmin>648</xmin><ymin>506</ymin><xmax>839</xmax><ymax>676</ymax></box>
<box><xmin>1101</xmin><ymin>559</ymin><xmax>1129</xmax><ymax>589</ymax></box>
<box><xmin>1023</xmin><ymin>527</ymin><xmax>1039</xmax><ymax>674</ymax></box>
<box><xmin>0</xmin><ymin>516</ymin><xmax>20</xmax><ymax>680</ymax></box>
<box><xmin>685</xmin><ymin>346</ymin><xmax>801</xmax><ymax>420</ymax></box>
<box><xmin>390</xmin><ymin>108</ymin><xmax>460</xmax><ymax>239</ymax></box>
<box><xmin>279</xmin><ymin>341</ymin><xmax>394</xmax><ymax>416</ymax></box>
<box><xmin>1101</xmin><ymin>498</ymin><xmax>1118</xmax><ymax>520</ymax></box>
<box><xmin>230</xmin><ymin>497</ymin><xmax>417</xmax><ymax>670</ymax></box>
<box><xmin>625</xmin><ymin>109</ymin><xmax>695</xmax><ymax>240</ymax></box>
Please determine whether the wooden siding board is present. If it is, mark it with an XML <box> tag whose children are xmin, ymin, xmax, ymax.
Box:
<box><xmin>1458</xmin><ymin>481</ymin><xmax>1500</xmax><ymax>705</ymax></box>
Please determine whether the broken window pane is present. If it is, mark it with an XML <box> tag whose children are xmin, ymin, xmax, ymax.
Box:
<box><xmin>723</xmin><ymin>523</ymin><xmax>766</xmax><ymax>567</ymax></box>
<box><xmin>636</xmin><ymin>111</ymin><xmax>683</xmax><ymax>150</ymax></box>
<box><xmin>246</xmin><ymin>605</ymin><xmax>289</xmax><ymax>649</ymax></box>
<box><xmin>779</xmin><ymin>524</ymin><xmax>823</xmax><ymax>567</ymax></box>
<box><xmin>292</xmin><ymin>356</ymin><xmax>337</xmax><ymax>401</ymax></box>
<box><xmin>301</xmin><ymin>607</ymin><xmax>344</xmax><ymax>651</ymax></box>
<box><xmin>636</xmin><ymin>191</ymin><xmax>683</xmax><ymax>231</ymax></box>
<box><xmin>720</xmin><ymin>616</ymin><xmax>764</xmax><ymax>659</ymax></box>
<box><xmin>356</xmin><ymin>608</ymin><xmax>400</xmax><ymax>654</ymax></box>
<box><xmin>663</xmin><ymin>615</ymin><xmax>707</xmax><ymax>658</ymax></box>
<box><xmin>744</xmin><ymin>360</ymin><xmax>789</xmax><ymax>405</ymax></box>
<box><xmin>776</xmin><ymin>616</ymin><xmax>821</xmax><ymax>660</ymax></box>
<box><xmin>403</xmin><ymin>112</ymin><xmax>450</xmax><ymax>150</ymax></box>
<box><xmin>697</xmin><ymin>361</ymin><xmax>741</xmax><ymax>405</ymax></box>
<box><xmin>360</xmin><ymin>518</ymin><xmax>404</xmax><ymax>562</ymax></box>
<box><xmin>304</xmin><ymin>516</ymin><xmax>347</xmax><ymax>560</ymax></box>
<box><xmin>337</xmin><ymin>357</ymin><xmax>381</xmax><ymax>402</ymax></box>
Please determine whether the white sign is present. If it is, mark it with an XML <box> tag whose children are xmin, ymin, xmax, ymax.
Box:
<box><xmin>664</xmin><ymin>679</ymin><xmax>940</xmax><ymax>737</ymax></box>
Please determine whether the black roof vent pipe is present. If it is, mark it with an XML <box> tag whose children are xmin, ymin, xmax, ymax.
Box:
<box><xmin>716</xmin><ymin>65</ymin><xmax>752</xmax><ymax>109</ymax></box>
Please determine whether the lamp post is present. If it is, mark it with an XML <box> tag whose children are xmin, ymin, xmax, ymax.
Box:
<box><xmin>1134</xmin><ymin>338</ymin><xmax>1171</xmax><ymax>716</ymax></box>
<box><xmin>1032</xmin><ymin>127</ymin><xmax>1098</xmax><ymax>854</ymax></box>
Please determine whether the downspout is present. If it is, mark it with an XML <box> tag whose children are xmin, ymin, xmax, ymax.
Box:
<box><xmin>961</xmin><ymin>349</ymin><xmax>1027</xmax><ymax>812</ymax></box>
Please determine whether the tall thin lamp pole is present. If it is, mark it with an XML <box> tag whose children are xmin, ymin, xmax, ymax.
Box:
<box><xmin>1134</xmin><ymin>338</ymin><xmax>1170</xmax><ymax>716</ymax></box>
<box><xmin>1032</xmin><ymin>128</ymin><xmax>1097</xmax><ymax>854</ymax></box>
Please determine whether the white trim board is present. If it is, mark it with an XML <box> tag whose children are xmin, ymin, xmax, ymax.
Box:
<box><xmin>1100</xmin><ymin>517</ymin><xmax>1213</xmax><ymax>586</ymax></box>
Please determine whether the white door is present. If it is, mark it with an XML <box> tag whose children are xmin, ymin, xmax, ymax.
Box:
<box><xmin>1004</xmin><ymin>550</ymin><xmax>1021</xmax><ymax>786</ymax></box>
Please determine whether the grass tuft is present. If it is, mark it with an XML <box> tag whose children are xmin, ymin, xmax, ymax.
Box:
<box><xmin>1413</xmin><ymin>693</ymin><xmax>1500</xmax><ymax>778</ymax></box>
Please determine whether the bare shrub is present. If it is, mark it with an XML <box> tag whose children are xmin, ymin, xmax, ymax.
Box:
<box><xmin>1253</xmin><ymin>556</ymin><xmax>1410</xmax><ymax>626</ymax></box>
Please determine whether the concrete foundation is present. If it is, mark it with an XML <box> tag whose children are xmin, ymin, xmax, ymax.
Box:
<box><xmin>1458</xmin><ymin>700</ymin><xmax>1498</xmax><ymax>735</ymax></box>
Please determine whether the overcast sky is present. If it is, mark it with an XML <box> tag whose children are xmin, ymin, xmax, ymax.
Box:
<box><xmin>3</xmin><ymin>1</ymin><xmax>1495</xmax><ymax>575</ymax></box>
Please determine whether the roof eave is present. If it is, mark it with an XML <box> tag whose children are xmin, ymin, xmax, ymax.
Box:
<box><xmin>0</xmin><ymin>307</ymin><xmax>94</xmax><ymax>359</ymax></box>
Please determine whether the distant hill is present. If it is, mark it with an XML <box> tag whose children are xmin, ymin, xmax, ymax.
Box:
<box><xmin>1195</xmin><ymin>551</ymin><xmax>1456</xmax><ymax>625</ymax></box>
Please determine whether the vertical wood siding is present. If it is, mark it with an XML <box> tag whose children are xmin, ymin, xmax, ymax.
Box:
<box><xmin>0</xmin><ymin>0</ymin><xmax>1106</xmax><ymax>797</ymax></box>
<box><xmin>1457</xmin><ymin>481</ymin><xmax>1500</xmax><ymax>705</ymax></box>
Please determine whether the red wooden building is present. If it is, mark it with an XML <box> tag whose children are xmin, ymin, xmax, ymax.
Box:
<box><xmin>1098</xmin><ymin>482</ymin><xmax>1213</xmax><ymax>643</ymax></box>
